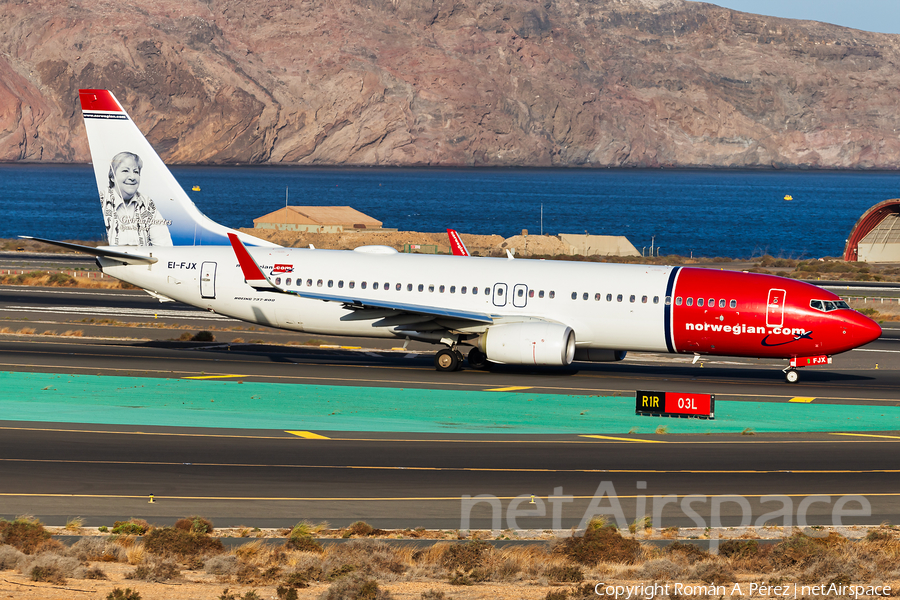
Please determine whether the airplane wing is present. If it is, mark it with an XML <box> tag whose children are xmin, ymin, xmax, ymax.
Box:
<box><xmin>20</xmin><ymin>237</ymin><xmax>158</xmax><ymax>265</ymax></box>
<box><xmin>227</xmin><ymin>233</ymin><xmax>494</xmax><ymax>325</ymax></box>
<box><xmin>447</xmin><ymin>229</ymin><xmax>470</xmax><ymax>256</ymax></box>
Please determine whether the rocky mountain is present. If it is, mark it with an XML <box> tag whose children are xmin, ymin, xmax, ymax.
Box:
<box><xmin>3</xmin><ymin>0</ymin><xmax>900</xmax><ymax>168</ymax></box>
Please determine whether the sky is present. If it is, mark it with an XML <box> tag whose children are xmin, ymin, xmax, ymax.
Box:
<box><xmin>707</xmin><ymin>1</ymin><xmax>900</xmax><ymax>35</ymax></box>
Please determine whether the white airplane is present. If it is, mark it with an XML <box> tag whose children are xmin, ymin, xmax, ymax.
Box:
<box><xmin>26</xmin><ymin>89</ymin><xmax>882</xmax><ymax>381</ymax></box>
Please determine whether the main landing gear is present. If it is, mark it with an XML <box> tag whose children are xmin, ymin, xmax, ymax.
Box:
<box><xmin>434</xmin><ymin>347</ymin><xmax>489</xmax><ymax>372</ymax></box>
<box><xmin>434</xmin><ymin>348</ymin><xmax>464</xmax><ymax>372</ymax></box>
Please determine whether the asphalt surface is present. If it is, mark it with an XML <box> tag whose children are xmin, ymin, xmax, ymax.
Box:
<box><xmin>2</xmin><ymin>284</ymin><xmax>899</xmax><ymax>528</ymax></box>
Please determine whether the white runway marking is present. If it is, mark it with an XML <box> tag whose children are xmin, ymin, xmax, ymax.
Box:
<box><xmin>2</xmin><ymin>305</ymin><xmax>235</xmax><ymax>321</ymax></box>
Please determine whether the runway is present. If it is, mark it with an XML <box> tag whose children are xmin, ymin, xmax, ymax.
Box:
<box><xmin>1</xmin><ymin>284</ymin><xmax>899</xmax><ymax>529</ymax></box>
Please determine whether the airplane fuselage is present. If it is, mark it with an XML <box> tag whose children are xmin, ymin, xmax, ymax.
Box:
<box><xmin>99</xmin><ymin>245</ymin><xmax>879</xmax><ymax>361</ymax></box>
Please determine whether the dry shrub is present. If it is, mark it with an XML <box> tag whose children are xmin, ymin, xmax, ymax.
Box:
<box><xmin>0</xmin><ymin>545</ymin><xmax>26</xmax><ymax>570</ymax></box>
<box><xmin>771</xmin><ymin>532</ymin><xmax>845</xmax><ymax>569</ymax></box>
<box><xmin>664</xmin><ymin>541</ymin><xmax>711</xmax><ymax>564</ymax></box>
<box><xmin>234</xmin><ymin>540</ymin><xmax>266</xmax><ymax>561</ymax></box>
<box><xmin>285</xmin><ymin>535</ymin><xmax>324</xmax><ymax>553</ymax></box>
<box><xmin>346</xmin><ymin>521</ymin><xmax>376</xmax><ymax>537</ymax></box>
<box><xmin>322</xmin><ymin>540</ymin><xmax>409</xmax><ymax>581</ymax></box>
<box><xmin>442</xmin><ymin>540</ymin><xmax>490</xmax><ymax>572</ymax></box>
<box><xmin>125</xmin><ymin>543</ymin><xmax>145</xmax><ymax>565</ymax></box>
<box><xmin>70</xmin><ymin>537</ymin><xmax>126</xmax><ymax>563</ymax></box>
<box><xmin>319</xmin><ymin>573</ymin><xmax>393</xmax><ymax>600</ymax></box>
<box><xmin>106</xmin><ymin>588</ymin><xmax>142</xmax><ymax>600</ymax></box>
<box><xmin>112</xmin><ymin>519</ymin><xmax>150</xmax><ymax>535</ymax></box>
<box><xmin>174</xmin><ymin>516</ymin><xmax>214</xmax><ymax>534</ymax></box>
<box><xmin>61</xmin><ymin>329</ymin><xmax>84</xmax><ymax>337</ymax></box>
<box><xmin>554</xmin><ymin>525</ymin><xmax>641</xmax><ymax>566</ymax></box>
<box><xmin>77</xmin><ymin>566</ymin><xmax>108</xmax><ymax>579</ymax></box>
<box><xmin>0</xmin><ymin>517</ymin><xmax>52</xmax><ymax>554</ymax></box>
<box><xmin>691</xmin><ymin>560</ymin><xmax>736</xmax><ymax>584</ymax></box>
<box><xmin>143</xmin><ymin>527</ymin><xmax>224</xmax><ymax>558</ymax></box>
<box><xmin>22</xmin><ymin>552</ymin><xmax>80</xmax><ymax>582</ymax></box>
<box><xmin>636</xmin><ymin>558</ymin><xmax>684</xmax><ymax>581</ymax></box>
<box><xmin>125</xmin><ymin>558</ymin><xmax>181</xmax><ymax>582</ymax></box>
<box><xmin>16</xmin><ymin>327</ymin><xmax>35</xmax><ymax>335</ymax></box>
<box><xmin>545</xmin><ymin>563</ymin><xmax>585</xmax><ymax>583</ymax></box>
<box><xmin>235</xmin><ymin>563</ymin><xmax>283</xmax><ymax>585</ymax></box>
<box><xmin>205</xmin><ymin>554</ymin><xmax>238</xmax><ymax>575</ymax></box>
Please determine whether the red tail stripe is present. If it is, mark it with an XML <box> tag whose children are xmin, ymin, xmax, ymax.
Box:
<box><xmin>228</xmin><ymin>233</ymin><xmax>267</xmax><ymax>281</ymax></box>
<box><xmin>78</xmin><ymin>89</ymin><xmax>122</xmax><ymax>112</ymax></box>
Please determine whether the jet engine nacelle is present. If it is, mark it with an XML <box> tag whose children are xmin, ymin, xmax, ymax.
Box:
<box><xmin>574</xmin><ymin>348</ymin><xmax>627</xmax><ymax>362</ymax></box>
<box><xmin>478</xmin><ymin>322</ymin><xmax>576</xmax><ymax>366</ymax></box>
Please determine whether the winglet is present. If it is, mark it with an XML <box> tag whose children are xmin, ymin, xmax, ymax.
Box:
<box><xmin>228</xmin><ymin>233</ymin><xmax>275</xmax><ymax>289</ymax></box>
<box><xmin>447</xmin><ymin>229</ymin><xmax>470</xmax><ymax>256</ymax></box>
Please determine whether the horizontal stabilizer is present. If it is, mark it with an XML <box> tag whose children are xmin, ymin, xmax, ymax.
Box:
<box><xmin>20</xmin><ymin>237</ymin><xmax>158</xmax><ymax>265</ymax></box>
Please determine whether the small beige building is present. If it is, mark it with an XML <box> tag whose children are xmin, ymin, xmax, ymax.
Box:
<box><xmin>559</xmin><ymin>234</ymin><xmax>640</xmax><ymax>257</ymax></box>
<box><xmin>253</xmin><ymin>206</ymin><xmax>382</xmax><ymax>233</ymax></box>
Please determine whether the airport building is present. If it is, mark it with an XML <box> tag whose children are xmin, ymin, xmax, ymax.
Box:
<box><xmin>844</xmin><ymin>199</ymin><xmax>900</xmax><ymax>262</ymax></box>
<box><xmin>253</xmin><ymin>206</ymin><xmax>382</xmax><ymax>233</ymax></box>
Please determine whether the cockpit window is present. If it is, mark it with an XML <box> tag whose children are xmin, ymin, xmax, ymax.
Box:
<box><xmin>810</xmin><ymin>299</ymin><xmax>850</xmax><ymax>312</ymax></box>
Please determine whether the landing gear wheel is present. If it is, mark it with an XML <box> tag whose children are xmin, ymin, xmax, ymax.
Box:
<box><xmin>785</xmin><ymin>369</ymin><xmax>799</xmax><ymax>384</ymax></box>
<box><xmin>467</xmin><ymin>347</ymin><xmax>488</xmax><ymax>370</ymax></box>
<box><xmin>435</xmin><ymin>348</ymin><xmax>460</xmax><ymax>372</ymax></box>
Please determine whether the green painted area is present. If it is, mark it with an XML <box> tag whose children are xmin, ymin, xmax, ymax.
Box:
<box><xmin>2</xmin><ymin>371</ymin><xmax>898</xmax><ymax>434</ymax></box>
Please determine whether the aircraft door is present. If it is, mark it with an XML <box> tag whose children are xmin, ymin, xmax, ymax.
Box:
<box><xmin>766</xmin><ymin>288</ymin><xmax>786</xmax><ymax>328</ymax></box>
<box><xmin>200</xmin><ymin>262</ymin><xmax>217</xmax><ymax>299</ymax></box>
<box><xmin>492</xmin><ymin>283</ymin><xmax>508</xmax><ymax>307</ymax></box>
<box><xmin>513</xmin><ymin>284</ymin><xmax>528</xmax><ymax>308</ymax></box>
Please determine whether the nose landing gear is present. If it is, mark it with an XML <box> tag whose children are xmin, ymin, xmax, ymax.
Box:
<box><xmin>783</xmin><ymin>355</ymin><xmax>832</xmax><ymax>383</ymax></box>
<box><xmin>784</xmin><ymin>368</ymin><xmax>799</xmax><ymax>384</ymax></box>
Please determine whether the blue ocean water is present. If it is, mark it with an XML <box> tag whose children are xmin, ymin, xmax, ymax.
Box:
<box><xmin>2</xmin><ymin>163</ymin><xmax>898</xmax><ymax>258</ymax></box>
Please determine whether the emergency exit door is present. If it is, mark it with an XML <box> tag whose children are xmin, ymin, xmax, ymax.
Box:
<box><xmin>200</xmin><ymin>262</ymin><xmax>217</xmax><ymax>299</ymax></box>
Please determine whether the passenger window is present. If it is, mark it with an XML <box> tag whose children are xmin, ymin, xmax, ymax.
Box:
<box><xmin>549</xmin><ymin>291</ymin><xmax>556</xmax><ymax>299</ymax></box>
<box><xmin>462</xmin><ymin>286</ymin><xmax>467</xmax><ymax>294</ymax></box>
<box><xmin>630</xmin><ymin>295</ymin><xmax>636</xmax><ymax>303</ymax></box>
<box><xmin>719</xmin><ymin>299</ymin><xmax>726</xmax><ymax>308</ymax></box>
<box><xmin>384</xmin><ymin>282</ymin><xmax>389</xmax><ymax>290</ymax></box>
<box><xmin>429</xmin><ymin>285</ymin><xmax>435</xmax><ymax>292</ymax></box>
<box><xmin>697</xmin><ymin>298</ymin><xmax>704</xmax><ymax>307</ymax></box>
<box><xmin>349</xmin><ymin>281</ymin><xmax>355</xmax><ymax>289</ymax></box>
<box><xmin>361</xmin><ymin>281</ymin><xmax>367</xmax><ymax>289</ymax></box>
<box><xmin>709</xmin><ymin>298</ymin><xmax>714</xmax><ymax>307</ymax></box>
<box><xmin>529</xmin><ymin>290</ymin><xmax>534</xmax><ymax>298</ymax></box>
<box><xmin>518</xmin><ymin>289</ymin><xmax>524</xmax><ymax>297</ymax></box>
<box><xmin>664</xmin><ymin>296</ymin><xmax>671</xmax><ymax>305</ymax></box>
<box><xmin>473</xmin><ymin>287</ymin><xmax>478</xmax><ymax>294</ymax></box>
<box><xmin>338</xmin><ymin>280</ymin><xmax>344</xmax><ymax>288</ymax></box>
<box><xmin>485</xmin><ymin>288</ymin><xmax>491</xmax><ymax>295</ymax></box>
<box><xmin>450</xmin><ymin>286</ymin><xmax>456</xmax><ymax>293</ymax></box>
<box><xmin>606</xmin><ymin>293</ymin><xmax>612</xmax><ymax>302</ymax></box>
<box><xmin>307</xmin><ymin>279</ymin><xmax>312</xmax><ymax>287</ymax></box>
<box><xmin>373</xmin><ymin>282</ymin><xmax>379</xmax><ymax>290</ymax></box>
<box><xmin>730</xmin><ymin>299</ymin><xmax>737</xmax><ymax>308</ymax></box>
<box><xmin>418</xmin><ymin>284</ymin><xmax>424</xmax><ymax>292</ymax></box>
<box><xmin>539</xmin><ymin>290</ymin><xmax>544</xmax><ymax>298</ymax></box>
<box><xmin>617</xmin><ymin>294</ymin><xmax>623</xmax><ymax>302</ymax></box>
<box><xmin>653</xmin><ymin>296</ymin><xmax>659</xmax><ymax>304</ymax></box>
<box><xmin>571</xmin><ymin>292</ymin><xmax>577</xmax><ymax>300</ymax></box>
<box><xmin>583</xmin><ymin>292</ymin><xmax>589</xmax><ymax>300</ymax></box>
<box><xmin>595</xmin><ymin>293</ymin><xmax>601</xmax><ymax>301</ymax></box>
<box><xmin>317</xmin><ymin>279</ymin><xmax>323</xmax><ymax>287</ymax></box>
<box><xmin>286</xmin><ymin>278</ymin><xmax>292</xmax><ymax>286</ymax></box>
<box><xmin>407</xmin><ymin>283</ymin><xmax>413</xmax><ymax>291</ymax></box>
<box><xmin>396</xmin><ymin>283</ymin><xmax>401</xmax><ymax>291</ymax></box>
<box><xmin>275</xmin><ymin>277</ymin><xmax>281</xmax><ymax>285</ymax></box>
<box><xmin>676</xmin><ymin>297</ymin><xmax>682</xmax><ymax>305</ymax></box>
<box><xmin>642</xmin><ymin>296</ymin><xmax>648</xmax><ymax>303</ymax></box>
<box><xmin>328</xmin><ymin>280</ymin><xmax>334</xmax><ymax>288</ymax></box>
<box><xmin>686</xmin><ymin>297</ymin><xmax>693</xmax><ymax>306</ymax></box>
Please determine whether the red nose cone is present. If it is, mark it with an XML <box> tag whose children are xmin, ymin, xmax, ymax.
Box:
<box><xmin>849</xmin><ymin>311</ymin><xmax>882</xmax><ymax>346</ymax></box>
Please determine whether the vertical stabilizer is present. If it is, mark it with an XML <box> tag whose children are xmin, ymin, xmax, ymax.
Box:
<box><xmin>79</xmin><ymin>89</ymin><xmax>277</xmax><ymax>248</ymax></box>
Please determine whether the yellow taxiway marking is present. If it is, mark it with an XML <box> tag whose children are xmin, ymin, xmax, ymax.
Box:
<box><xmin>286</xmin><ymin>431</ymin><xmax>331</xmax><ymax>440</ymax></box>
<box><xmin>580</xmin><ymin>435</ymin><xmax>668</xmax><ymax>443</ymax></box>
<box><xmin>485</xmin><ymin>386</ymin><xmax>533</xmax><ymax>392</ymax></box>
<box><xmin>831</xmin><ymin>433</ymin><xmax>900</xmax><ymax>440</ymax></box>
<box><xmin>789</xmin><ymin>397</ymin><xmax>815</xmax><ymax>403</ymax></box>
<box><xmin>4</xmin><ymin>491</ymin><xmax>900</xmax><ymax>501</ymax></box>
<box><xmin>183</xmin><ymin>374</ymin><xmax>246</xmax><ymax>379</ymax></box>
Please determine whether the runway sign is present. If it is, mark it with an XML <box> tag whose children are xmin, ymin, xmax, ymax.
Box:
<box><xmin>635</xmin><ymin>390</ymin><xmax>715</xmax><ymax>419</ymax></box>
